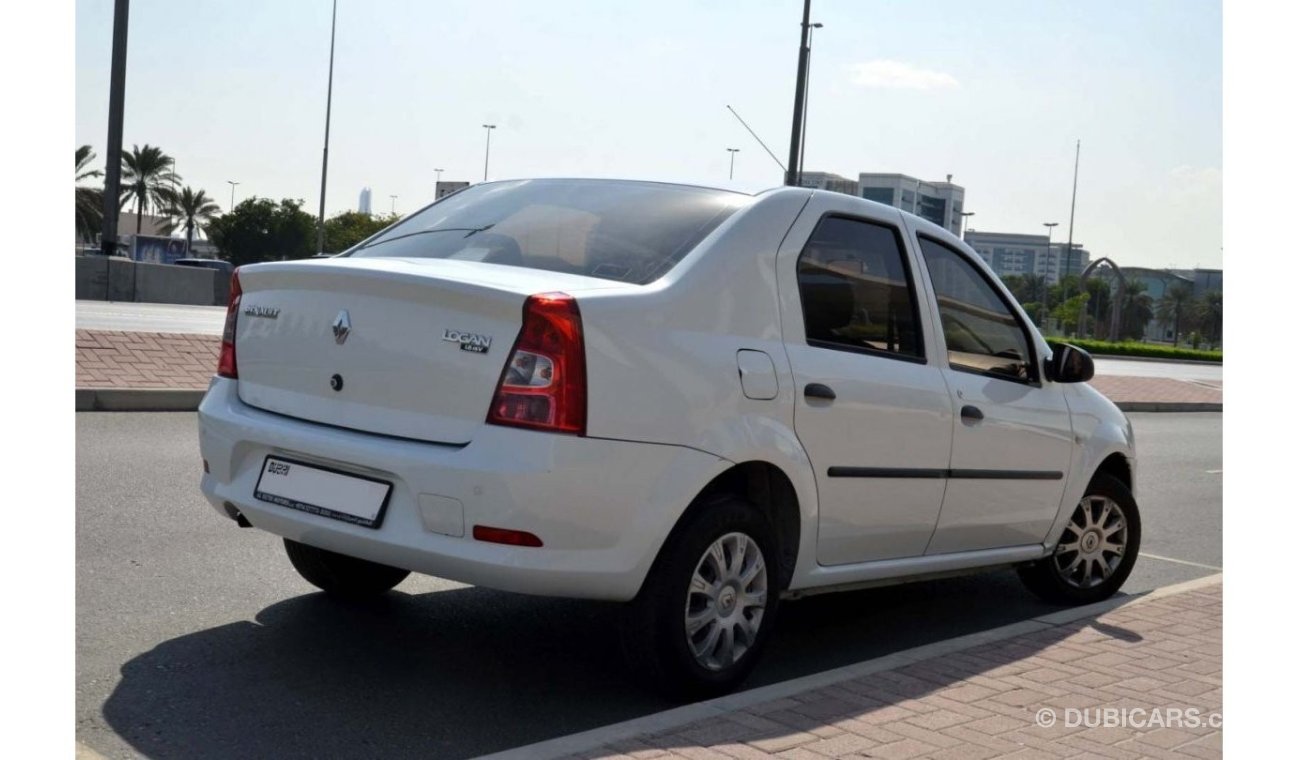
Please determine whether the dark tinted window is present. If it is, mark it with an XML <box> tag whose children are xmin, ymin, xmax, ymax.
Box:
<box><xmin>917</xmin><ymin>237</ymin><xmax>1035</xmax><ymax>382</ymax></box>
<box><xmin>347</xmin><ymin>179</ymin><xmax>745</xmax><ymax>284</ymax></box>
<box><xmin>797</xmin><ymin>217</ymin><xmax>923</xmax><ymax>359</ymax></box>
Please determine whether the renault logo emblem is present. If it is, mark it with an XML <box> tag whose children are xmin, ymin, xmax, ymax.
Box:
<box><xmin>332</xmin><ymin>310</ymin><xmax>351</xmax><ymax>344</ymax></box>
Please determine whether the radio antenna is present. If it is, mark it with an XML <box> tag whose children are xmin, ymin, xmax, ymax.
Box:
<box><xmin>726</xmin><ymin>105</ymin><xmax>786</xmax><ymax>174</ymax></box>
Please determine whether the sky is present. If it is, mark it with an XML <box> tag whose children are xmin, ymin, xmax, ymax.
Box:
<box><xmin>74</xmin><ymin>0</ymin><xmax>1222</xmax><ymax>269</ymax></box>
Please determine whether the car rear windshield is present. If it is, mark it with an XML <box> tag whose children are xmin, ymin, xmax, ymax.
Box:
<box><xmin>346</xmin><ymin>179</ymin><xmax>747</xmax><ymax>285</ymax></box>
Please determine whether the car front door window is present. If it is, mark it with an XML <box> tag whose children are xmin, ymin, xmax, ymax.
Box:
<box><xmin>917</xmin><ymin>237</ymin><xmax>1035</xmax><ymax>383</ymax></box>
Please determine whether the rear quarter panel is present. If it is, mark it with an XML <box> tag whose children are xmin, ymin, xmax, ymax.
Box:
<box><xmin>577</xmin><ymin>190</ymin><xmax>822</xmax><ymax>573</ymax></box>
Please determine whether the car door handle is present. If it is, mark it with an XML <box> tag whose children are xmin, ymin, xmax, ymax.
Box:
<box><xmin>804</xmin><ymin>383</ymin><xmax>836</xmax><ymax>401</ymax></box>
<box><xmin>960</xmin><ymin>404</ymin><xmax>984</xmax><ymax>423</ymax></box>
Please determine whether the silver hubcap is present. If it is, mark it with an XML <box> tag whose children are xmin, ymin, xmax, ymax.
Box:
<box><xmin>685</xmin><ymin>532</ymin><xmax>768</xmax><ymax>671</ymax></box>
<box><xmin>1054</xmin><ymin>495</ymin><xmax>1128</xmax><ymax>589</ymax></box>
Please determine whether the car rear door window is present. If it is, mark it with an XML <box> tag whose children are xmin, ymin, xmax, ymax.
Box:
<box><xmin>917</xmin><ymin>237</ymin><xmax>1036</xmax><ymax>382</ymax></box>
<box><xmin>796</xmin><ymin>216</ymin><xmax>924</xmax><ymax>360</ymax></box>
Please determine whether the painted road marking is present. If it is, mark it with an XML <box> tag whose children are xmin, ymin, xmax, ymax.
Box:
<box><xmin>1139</xmin><ymin>552</ymin><xmax>1221</xmax><ymax>571</ymax></box>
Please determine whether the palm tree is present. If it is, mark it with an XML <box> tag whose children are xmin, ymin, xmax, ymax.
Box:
<box><xmin>1118</xmin><ymin>280</ymin><xmax>1154</xmax><ymax>340</ymax></box>
<box><xmin>76</xmin><ymin>145</ymin><xmax>104</xmax><ymax>243</ymax></box>
<box><xmin>158</xmin><ymin>187</ymin><xmax>222</xmax><ymax>255</ymax></box>
<box><xmin>120</xmin><ymin>144</ymin><xmax>180</xmax><ymax>235</ymax></box>
<box><xmin>1155</xmin><ymin>282</ymin><xmax>1194</xmax><ymax>346</ymax></box>
<box><xmin>1191</xmin><ymin>291</ymin><xmax>1223</xmax><ymax>348</ymax></box>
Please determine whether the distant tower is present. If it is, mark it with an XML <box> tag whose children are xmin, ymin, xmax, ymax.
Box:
<box><xmin>358</xmin><ymin>187</ymin><xmax>372</xmax><ymax>214</ymax></box>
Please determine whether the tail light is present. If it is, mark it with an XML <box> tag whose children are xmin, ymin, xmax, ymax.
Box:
<box><xmin>486</xmin><ymin>292</ymin><xmax>587</xmax><ymax>435</ymax></box>
<box><xmin>472</xmin><ymin>525</ymin><xmax>544</xmax><ymax>547</ymax></box>
<box><xmin>217</xmin><ymin>269</ymin><xmax>241</xmax><ymax>378</ymax></box>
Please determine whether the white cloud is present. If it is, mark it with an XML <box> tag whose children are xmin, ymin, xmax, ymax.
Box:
<box><xmin>848</xmin><ymin>60</ymin><xmax>960</xmax><ymax>90</ymax></box>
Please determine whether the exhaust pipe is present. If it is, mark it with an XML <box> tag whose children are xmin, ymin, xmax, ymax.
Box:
<box><xmin>222</xmin><ymin>501</ymin><xmax>253</xmax><ymax>528</ymax></box>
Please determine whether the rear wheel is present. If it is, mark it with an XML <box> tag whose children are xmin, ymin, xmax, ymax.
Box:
<box><xmin>1018</xmin><ymin>473</ymin><xmax>1141</xmax><ymax>604</ymax></box>
<box><xmin>623</xmin><ymin>497</ymin><xmax>779</xmax><ymax>700</ymax></box>
<box><xmin>283</xmin><ymin>539</ymin><xmax>410</xmax><ymax>599</ymax></box>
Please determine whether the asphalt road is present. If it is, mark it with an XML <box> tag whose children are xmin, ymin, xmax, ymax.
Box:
<box><xmin>76</xmin><ymin>300</ymin><xmax>225</xmax><ymax>335</ymax></box>
<box><xmin>1091</xmin><ymin>357</ymin><xmax>1222</xmax><ymax>382</ymax></box>
<box><xmin>76</xmin><ymin>412</ymin><xmax>1220</xmax><ymax>759</ymax></box>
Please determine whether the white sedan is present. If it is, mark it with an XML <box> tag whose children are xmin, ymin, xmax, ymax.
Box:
<box><xmin>198</xmin><ymin>178</ymin><xmax>1139</xmax><ymax>697</ymax></box>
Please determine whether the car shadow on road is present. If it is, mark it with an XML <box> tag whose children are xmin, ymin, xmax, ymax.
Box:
<box><xmin>100</xmin><ymin>571</ymin><xmax>1114</xmax><ymax>759</ymax></box>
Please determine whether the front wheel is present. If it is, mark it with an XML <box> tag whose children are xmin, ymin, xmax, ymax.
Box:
<box><xmin>1018</xmin><ymin>472</ymin><xmax>1142</xmax><ymax>604</ymax></box>
<box><xmin>623</xmin><ymin>497</ymin><xmax>780</xmax><ymax>700</ymax></box>
<box><xmin>283</xmin><ymin>539</ymin><xmax>410</xmax><ymax>599</ymax></box>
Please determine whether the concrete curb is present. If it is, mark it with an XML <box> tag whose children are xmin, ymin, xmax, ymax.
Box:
<box><xmin>1115</xmin><ymin>401</ymin><xmax>1222</xmax><ymax>412</ymax></box>
<box><xmin>478</xmin><ymin>573</ymin><xmax>1223</xmax><ymax>760</ymax></box>
<box><xmin>76</xmin><ymin>388</ymin><xmax>206</xmax><ymax>412</ymax></box>
<box><xmin>74</xmin><ymin>391</ymin><xmax>1220</xmax><ymax>414</ymax></box>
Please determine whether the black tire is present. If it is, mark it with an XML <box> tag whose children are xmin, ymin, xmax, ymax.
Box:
<box><xmin>622</xmin><ymin>496</ymin><xmax>781</xmax><ymax>700</ymax></box>
<box><xmin>1018</xmin><ymin>472</ymin><xmax>1142</xmax><ymax>604</ymax></box>
<box><xmin>283</xmin><ymin>539</ymin><xmax>410</xmax><ymax>599</ymax></box>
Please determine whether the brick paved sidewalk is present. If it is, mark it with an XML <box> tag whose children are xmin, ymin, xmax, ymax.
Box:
<box><xmin>75</xmin><ymin>329</ymin><xmax>1222</xmax><ymax>412</ymax></box>
<box><xmin>562</xmin><ymin>580</ymin><xmax>1222</xmax><ymax>760</ymax></box>
<box><xmin>76</xmin><ymin>330</ymin><xmax>217</xmax><ymax>390</ymax></box>
<box><xmin>1088</xmin><ymin>376</ymin><xmax>1222</xmax><ymax>410</ymax></box>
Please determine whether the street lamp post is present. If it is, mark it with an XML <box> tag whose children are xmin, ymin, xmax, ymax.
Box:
<box><xmin>1042</xmin><ymin>221</ymin><xmax>1059</xmax><ymax>326</ymax></box>
<box><xmin>226</xmin><ymin>180</ymin><xmax>239</xmax><ymax>211</ymax></box>
<box><xmin>959</xmin><ymin>211</ymin><xmax>974</xmax><ymax>238</ymax></box>
<box><xmin>315</xmin><ymin>0</ymin><xmax>339</xmax><ymax>254</ymax></box>
<box><xmin>390</xmin><ymin>195</ymin><xmax>397</xmax><ymax>215</ymax></box>
<box><xmin>783</xmin><ymin>0</ymin><xmax>813</xmax><ymax>187</ymax></box>
<box><xmin>481</xmin><ymin>124</ymin><xmax>497</xmax><ymax>181</ymax></box>
<box><xmin>797</xmin><ymin>21</ymin><xmax>823</xmax><ymax>185</ymax></box>
<box><xmin>435</xmin><ymin>168</ymin><xmax>444</xmax><ymax>185</ymax></box>
<box><xmin>726</xmin><ymin>148</ymin><xmax>740</xmax><ymax>180</ymax></box>
<box><xmin>100</xmin><ymin>0</ymin><xmax>130</xmax><ymax>257</ymax></box>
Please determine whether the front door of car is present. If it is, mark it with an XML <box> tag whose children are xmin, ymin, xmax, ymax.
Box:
<box><xmin>778</xmin><ymin>202</ymin><xmax>954</xmax><ymax>566</ymax></box>
<box><xmin>909</xmin><ymin>233</ymin><xmax>1074</xmax><ymax>555</ymax></box>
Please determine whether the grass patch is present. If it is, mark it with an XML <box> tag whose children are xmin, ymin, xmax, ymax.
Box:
<box><xmin>1048</xmin><ymin>338</ymin><xmax>1222</xmax><ymax>363</ymax></box>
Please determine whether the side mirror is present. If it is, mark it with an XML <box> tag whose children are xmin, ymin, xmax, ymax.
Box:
<box><xmin>1047</xmin><ymin>343</ymin><xmax>1095</xmax><ymax>383</ymax></box>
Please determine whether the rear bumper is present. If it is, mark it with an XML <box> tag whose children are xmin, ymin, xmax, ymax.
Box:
<box><xmin>197</xmin><ymin>377</ymin><xmax>726</xmax><ymax>601</ymax></box>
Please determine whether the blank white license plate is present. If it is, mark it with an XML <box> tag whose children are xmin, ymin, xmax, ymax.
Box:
<box><xmin>254</xmin><ymin>456</ymin><xmax>392</xmax><ymax>529</ymax></box>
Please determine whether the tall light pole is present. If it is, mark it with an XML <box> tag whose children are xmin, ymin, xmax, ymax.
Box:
<box><xmin>435</xmin><ymin>168</ymin><xmax>444</xmax><ymax>185</ymax></box>
<box><xmin>726</xmin><ymin>148</ymin><xmax>740</xmax><ymax>180</ymax></box>
<box><xmin>390</xmin><ymin>195</ymin><xmax>397</xmax><ymax>214</ymax></box>
<box><xmin>1042</xmin><ymin>221</ymin><xmax>1059</xmax><ymax>325</ymax></box>
<box><xmin>797</xmin><ymin>21</ymin><xmax>823</xmax><ymax>185</ymax></box>
<box><xmin>100</xmin><ymin>0</ymin><xmax>130</xmax><ymax>257</ymax></box>
<box><xmin>226</xmin><ymin>180</ymin><xmax>239</xmax><ymax>211</ymax></box>
<box><xmin>959</xmin><ymin>211</ymin><xmax>974</xmax><ymax>238</ymax></box>
<box><xmin>1064</xmin><ymin>139</ymin><xmax>1081</xmax><ymax>300</ymax></box>
<box><xmin>482</xmin><ymin>124</ymin><xmax>497</xmax><ymax>181</ymax></box>
<box><xmin>315</xmin><ymin>0</ymin><xmax>339</xmax><ymax>254</ymax></box>
<box><xmin>784</xmin><ymin>0</ymin><xmax>813</xmax><ymax>187</ymax></box>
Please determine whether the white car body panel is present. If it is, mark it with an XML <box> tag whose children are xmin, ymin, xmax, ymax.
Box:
<box><xmin>235</xmin><ymin>257</ymin><xmax>624</xmax><ymax>444</ymax></box>
<box><xmin>196</xmin><ymin>181</ymin><xmax>1135</xmax><ymax>602</ymax></box>
<box><xmin>773</xmin><ymin>195</ymin><xmax>954</xmax><ymax>566</ymax></box>
<box><xmin>199</xmin><ymin>376</ymin><xmax>728</xmax><ymax>600</ymax></box>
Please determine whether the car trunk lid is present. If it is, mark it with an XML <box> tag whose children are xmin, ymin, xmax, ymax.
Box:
<box><xmin>232</xmin><ymin>257</ymin><xmax>616</xmax><ymax>444</ymax></box>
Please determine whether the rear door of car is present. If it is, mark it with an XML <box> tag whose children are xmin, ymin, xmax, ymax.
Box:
<box><xmin>777</xmin><ymin>195</ymin><xmax>955</xmax><ymax>565</ymax></box>
<box><xmin>905</xmin><ymin>228</ymin><xmax>1074</xmax><ymax>554</ymax></box>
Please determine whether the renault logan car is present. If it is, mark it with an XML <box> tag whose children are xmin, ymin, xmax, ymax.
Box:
<box><xmin>198</xmin><ymin>178</ymin><xmax>1139</xmax><ymax>697</ymax></box>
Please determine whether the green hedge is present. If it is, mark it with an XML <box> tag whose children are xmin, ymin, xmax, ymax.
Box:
<box><xmin>1047</xmin><ymin>338</ymin><xmax>1222</xmax><ymax>363</ymax></box>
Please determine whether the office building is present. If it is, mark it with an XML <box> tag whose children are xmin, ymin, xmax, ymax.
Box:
<box><xmin>797</xmin><ymin>171</ymin><xmax>860</xmax><ymax>197</ymax></box>
<box><xmin>358</xmin><ymin>187</ymin><xmax>372</xmax><ymax>214</ymax></box>
<box><xmin>436</xmin><ymin>181</ymin><xmax>470</xmax><ymax>200</ymax></box>
<box><xmin>794</xmin><ymin>171</ymin><xmax>966</xmax><ymax>236</ymax></box>
<box><xmin>859</xmin><ymin>173</ymin><xmax>965</xmax><ymax>236</ymax></box>
<box><xmin>964</xmin><ymin>231</ymin><xmax>1090</xmax><ymax>285</ymax></box>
